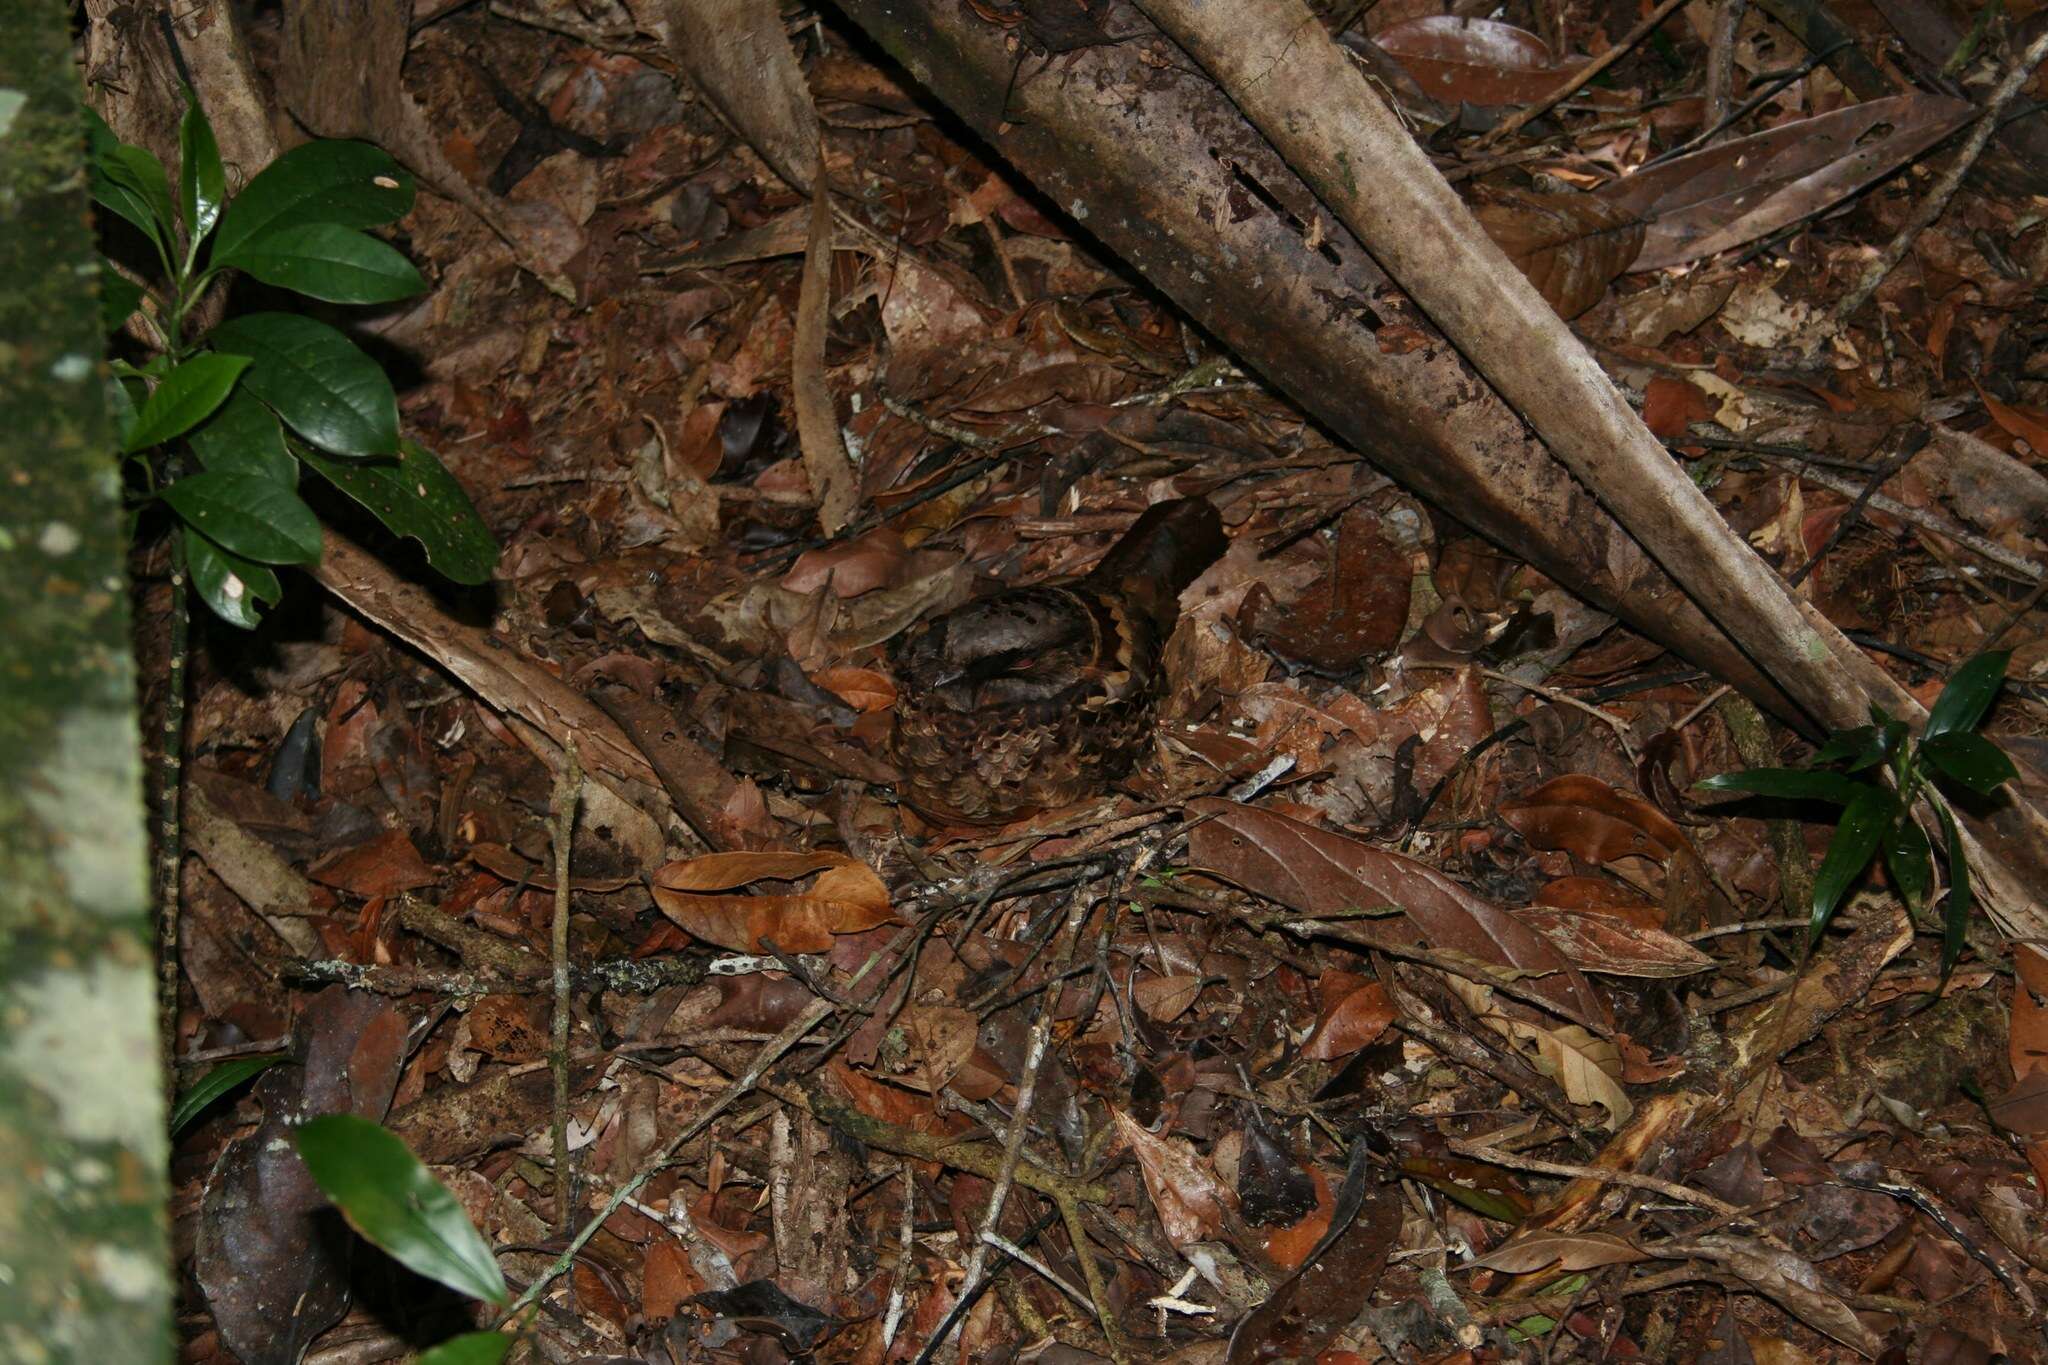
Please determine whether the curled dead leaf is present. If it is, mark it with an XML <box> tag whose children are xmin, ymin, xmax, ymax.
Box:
<box><xmin>652</xmin><ymin>851</ymin><xmax>896</xmax><ymax>953</ymax></box>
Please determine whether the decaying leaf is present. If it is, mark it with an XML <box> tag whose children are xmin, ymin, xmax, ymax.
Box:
<box><xmin>651</xmin><ymin>850</ymin><xmax>896</xmax><ymax>952</ymax></box>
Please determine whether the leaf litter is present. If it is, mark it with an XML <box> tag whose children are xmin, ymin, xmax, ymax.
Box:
<box><xmin>142</xmin><ymin>0</ymin><xmax>2048</xmax><ymax>1361</ymax></box>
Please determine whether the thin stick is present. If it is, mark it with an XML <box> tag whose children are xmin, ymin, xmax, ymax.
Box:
<box><xmin>1443</xmin><ymin>1137</ymin><xmax>1742</xmax><ymax>1217</ymax></box>
<box><xmin>496</xmin><ymin>920</ymin><xmax>891</xmax><ymax>1327</ymax></box>
<box><xmin>1478</xmin><ymin>0</ymin><xmax>1692</xmax><ymax>150</ymax></box>
<box><xmin>547</xmin><ymin>741</ymin><xmax>581</xmax><ymax>1236</ymax></box>
<box><xmin>1835</xmin><ymin>25</ymin><xmax>2048</xmax><ymax>322</ymax></box>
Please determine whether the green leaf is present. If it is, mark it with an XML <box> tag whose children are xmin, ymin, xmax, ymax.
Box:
<box><xmin>179</xmin><ymin>90</ymin><xmax>227</xmax><ymax>247</ymax></box>
<box><xmin>162</xmin><ymin>469</ymin><xmax>323</xmax><ymax>565</ymax></box>
<box><xmin>1935</xmin><ymin>797</ymin><xmax>1973</xmax><ymax>980</ymax></box>
<box><xmin>107</xmin><ymin>374</ymin><xmax>140</xmax><ymax>437</ymax></box>
<box><xmin>189</xmin><ymin>388</ymin><xmax>297</xmax><ymax>487</ymax></box>
<box><xmin>184</xmin><ymin>526</ymin><xmax>284</xmax><ymax>630</ymax></box>
<box><xmin>171</xmin><ymin>1053</ymin><xmax>287</xmax><ymax>1135</ymax></box>
<box><xmin>418</xmin><ymin>1332</ymin><xmax>513</xmax><ymax>1365</ymax></box>
<box><xmin>100</xmin><ymin>264</ymin><xmax>144</xmax><ymax>334</ymax></box>
<box><xmin>1694</xmin><ymin>768</ymin><xmax>1871</xmax><ymax>805</ymax></box>
<box><xmin>224</xmin><ymin>221</ymin><xmax>426</xmax><ymax>304</ymax></box>
<box><xmin>1921</xmin><ymin>730</ymin><xmax>2019</xmax><ymax>795</ymax></box>
<box><xmin>1809</xmin><ymin>786</ymin><xmax>1897</xmax><ymax>942</ymax></box>
<box><xmin>210</xmin><ymin>313</ymin><xmax>397</xmax><ymax>456</ymax></box>
<box><xmin>1812</xmin><ymin>725</ymin><xmax>1883</xmax><ymax>768</ymax></box>
<box><xmin>1883</xmin><ymin>818</ymin><xmax>1932</xmax><ymax>914</ymax></box>
<box><xmin>87</xmin><ymin>110</ymin><xmax>176</xmax><ymax>253</ymax></box>
<box><xmin>211</xmin><ymin>141</ymin><xmax>415</xmax><ymax>265</ymax></box>
<box><xmin>121</xmin><ymin>353</ymin><xmax>250</xmax><ymax>453</ymax></box>
<box><xmin>299</xmin><ymin>439</ymin><xmax>500</xmax><ymax>585</ymax></box>
<box><xmin>292</xmin><ymin>1115</ymin><xmax>508</xmax><ymax>1306</ymax></box>
<box><xmin>1925</xmin><ymin>651</ymin><xmax>2012</xmax><ymax>739</ymax></box>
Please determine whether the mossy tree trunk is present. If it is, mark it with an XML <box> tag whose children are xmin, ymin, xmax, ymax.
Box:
<box><xmin>0</xmin><ymin>2</ymin><xmax>172</xmax><ymax>1361</ymax></box>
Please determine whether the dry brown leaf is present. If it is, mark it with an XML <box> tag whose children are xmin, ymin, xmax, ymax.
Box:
<box><xmin>1112</xmin><ymin>1108</ymin><xmax>1233</xmax><ymax>1250</ymax></box>
<box><xmin>651</xmin><ymin>851</ymin><xmax>895</xmax><ymax>952</ymax></box>
<box><xmin>1499</xmin><ymin>774</ymin><xmax>1686</xmax><ymax>865</ymax></box>
<box><xmin>1474</xmin><ymin>189</ymin><xmax>1643</xmax><ymax>320</ymax></box>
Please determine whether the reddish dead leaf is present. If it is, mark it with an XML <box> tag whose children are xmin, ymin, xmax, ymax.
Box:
<box><xmin>1133</xmin><ymin>973</ymin><xmax>1206</xmax><ymax>1022</ymax></box>
<box><xmin>1499</xmin><ymin>775</ymin><xmax>1686</xmax><ymax>865</ymax></box>
<box><xmin>468</xmin><ymin>841</ymin><xmax>637</xmax><ymax>893</ymax></box>
<box><xmin>1376</xmin><ymin>17</ymin><xmax>1582</xmax><ymax>106</ymax></box>
<box><xmin>808</xmin><ymin>666</ymin><xmax>897</xmax><ymax>713</ymax></box>
<box><xmin>1300</xmin><ymin>971</ymin><xmax>1396</xmax><ymax>1060</ymax></box>
<box><xmin>1514</xmin><ymin>907</ymin><xmax>1714</xmax><ymax>978</ymax></box>
<box><xmin>306</xmin><ymin>828</ymin><xmax>436</xmax><ymax>898</ymax></box>
<box><xmin>1641</xmin><ymin>374</ymin><xmax>1716</xmax><ymax>438</ymax></box>
<box><xmin>1473</xmin><ymin>189</ymin><xmax>1644</xmax><ymax>320</ymax></box>
<box><xmin>642</xmin><ymin>1240</ymin><xmax>706</xmax><ymax>1320</ymax></box>
<box><xmin>1531</xmin><ymin>876</ymin><xmax>1663</xmax><ymax>929</ymax></box>
<box><xmin>1188</xmin><ymin>798</ymin><xmax>1610</xmax><ymax>1029</ymax></box>
<box><xmin>782</xmin><ymin>528</ymin><xmax>913</xmax><ymax>597</ymax></box>
<box><xmin>1227</xmin><ymin>1156</ymin><xmax>1401</xmax><ymax>1364</ymax></box>
<box><xmin>652</xmin><ymin>850</ymin><xmax>896</xmax><ymax>953</ymax></box>
<box><xmin>1112</xmin><ymin>1108</ymin><xmax>1233</xmax><ymax>1250</ymax></box>
<box><xmin>1980</xmin><ymin>385</ymin><xmax>2048</xmax><ymax>457</ymax></box>
<box><xmin>1261</xmin><ymin>1165</ymin><xmax>1334</xmax><ymax>1270</ymax></box>
<box><xmin>2015</xmin><ymin>944</ymin><xmax>2048</xmax><ymax>1081</ymax></box>
<box><xmin>1240</xmin><ymin>508</ymin><xmax>1411</xmax><ymax>672</ymax></box>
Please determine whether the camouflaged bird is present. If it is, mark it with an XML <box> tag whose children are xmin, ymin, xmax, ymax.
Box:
<box><xmin>889</xmin><ymin>497</ymin><xmax>1228</xmax><ymax>824</ymax></box>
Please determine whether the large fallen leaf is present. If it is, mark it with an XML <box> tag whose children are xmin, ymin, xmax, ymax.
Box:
<box><xmin>1443</xmin><ymin>974</ymin><xmax>1633</xmax><ymax>1128</ymax></box>
<box><xmin>1187</xmin><ymin>798</ymin><xmax>1609</xmax><ymax>1029</ymax></box>
<box><xmin>1375</xmin><ymin>17</ymin><xmax>1583</xmax><ymax>106</ymax></box>
<box><xmin>652</xmin><ymin>851</ymin><xmax>896</xmax><ymax>953</ymax></box>
<box><xmin>1499</xmin><ymin>774</ymin><xmax>1686</xmax><ymax>865</ymax></box>
<box><xmin>1226</xmin><ymin>1144</ymin><xmax>1400</xmax><ymax>1364</ymax></box>
<box><xmin>1465</xmin><ymin>1229</ymin><xmax>1645</xmax><ymax>1274</ymax></box>
<box><xmin>1474</xmin><ymin>189</ymin><xmax>1644</xmax><ymax>320</ymax></box>
<box><xmin>1113</xmin><ymin>1108</ymin><xmax>1233</xmax><ymax>1250</ymax></box>
<box><xmin>1515</xmin><ymin>906</ymin><xmax>1715</xmax><ymax>977</ymax></box>
<box><xmin>1600</xmin><ymin>93</ymin><xmax>1975</xmax><ymax>270</ymax></box>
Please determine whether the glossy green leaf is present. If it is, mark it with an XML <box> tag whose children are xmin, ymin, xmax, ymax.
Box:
<box><xmin>1936</xmin><ymin>797</ymin><xmax>1973</xmax><ymax>980</ymax></box>
<box><xmin>189</xmin><ymin>388</ymin><xmax>297</xmax><ymax>487</ymax></box>
<box><xmin>1694</xmin><ymin>768</ymin><xmax>1870</xmax><ymax>805</ymax></box>
<box><xmin>211</xmin><ymin>141</ymin><xmax>415</xmax><ymax>265</ymax></box>
<box><xmin>1811</xmin><ymin>725</ymin><xmax>1883</xmax><ymax>768</ymax></box>
<box><xmin>100</xmin><ymin>264</ymin><xmax>144</xmax><ymax>333</ymax></box>
<box><xmin>1925</xmin><ymin>651</ymin><xmax>2011</xmax><ymax>739</ymax></box>
<box><xmin>107</xmin><ymin>374</ymin><xmax>140</xmax><ymax>438</ymax></box>
<box><xmin>171</xmin><ymin>1053</ymin><xmax>287</xmax><ymax>1135</ymax></box>
<box><xmin>210</xmin><ymin>313</ymin><xmax>397</xmax><ymax>456</ymax></box>
<box><xmin>121</xmin><ymin>353</ymin><xmax>250</xmax><ymax>453</ymax></box>
<box><xmin>87</xmin><ymin>111</ymin><xmax>175</xmax><ymax>253</ymax></box>
<box><xmin>1809</xmin><ymin>786</ymin><xmax>1897</xmax><ymax>942</ymax></box>
<box><xmin>1921</xmin><ymin>730</ymin><xmax>2018</xmax><ymax>796</ymax></box>
<box><xmin>299</xmin><ymin>439</ymin><xmax>500</xmax><ymax>585</ymax></box>
<box><xmin>1883</xmin><ymin>818</ymin><xmax>1932</xmax><ymax>914</ymax></box>
<box><xmin>225</xmin><ymin>222</ymin><xmax>426</xmax><ymax>304</ymax></box>
<box><xmin>293</xmin><ymin>1115</ymin><xmax>508</xmax><ymax>1306</ymax></box>
<box><xmin>162</xmin><ymin>469</ymin><xmax>323</xmax><ymax>565</ymax></box>
<box><xmin>184</xmin><ymin>526</ymin><xmax>284</xmax><ymax>630</ymax></box>
<box><xmin>417</xmin><ymin>1332</ymin><xmax>513</xmax><ymax>1365</ymax></box>
<box><xmin>179</xmin><ymin>90</ymin><xmax>227</xmax><ymax>247</ymax></box>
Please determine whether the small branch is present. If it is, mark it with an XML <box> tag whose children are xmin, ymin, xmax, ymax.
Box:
<box><xmin>156</xmin><ymin>533</ymin><xmax>191</xmax><ymax>1073</ymax></box>
<box><xmin>1477</xmin><ymin>0</ymin><xmax>1692</xmax><ymax>150</ymax></box>
<box><xmin>548</xmin><ymin>741</ymin><xmax>581</xmax><ymax>1237</ymax></box>
<box><xmin>1443</xmin><ymin>1137</ymin><xmax>1742</xmax><ymax>1217</ymax></box>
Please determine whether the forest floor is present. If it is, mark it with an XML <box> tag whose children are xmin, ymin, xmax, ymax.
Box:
<box><xmin>152</xmin><ymin>1</ymin><xmax>2048</xmax><ymax>1362</ymax></box>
